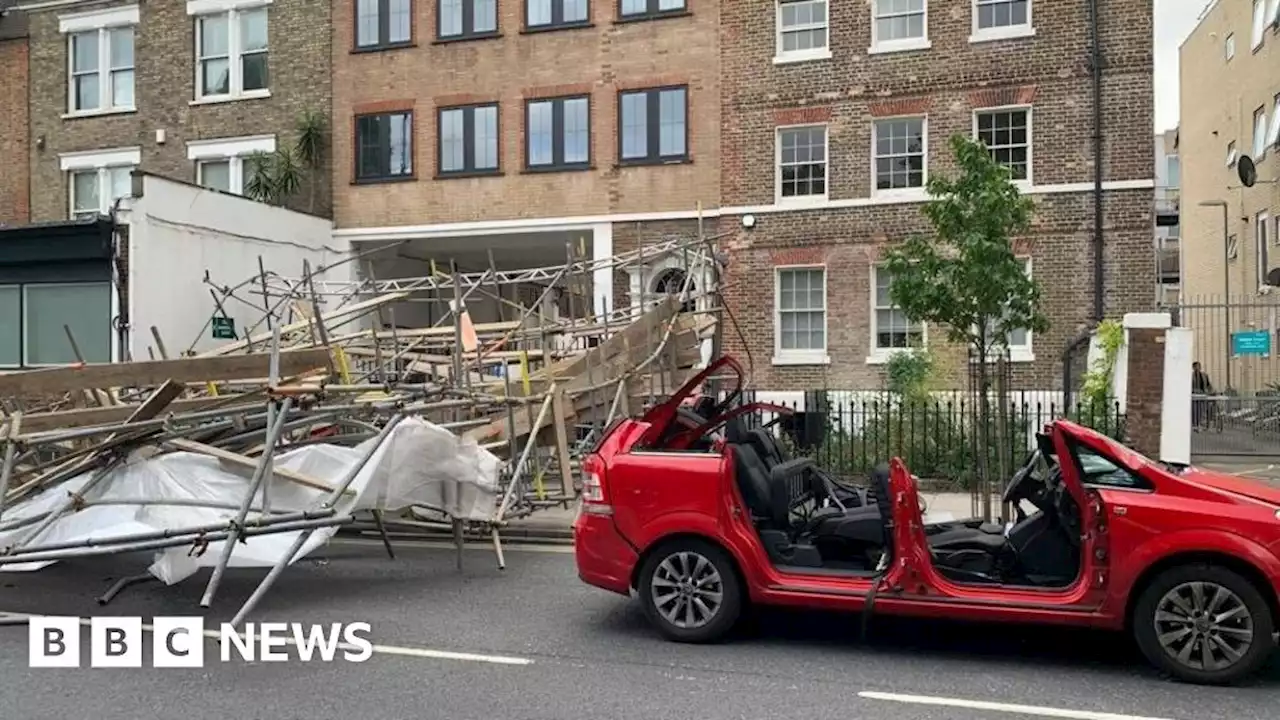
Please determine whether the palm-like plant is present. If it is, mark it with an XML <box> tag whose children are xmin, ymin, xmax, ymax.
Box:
<box><xmin>243</xmin><ymin>109</ymin><xmax>327</xmax><ymax>212</ymax></box>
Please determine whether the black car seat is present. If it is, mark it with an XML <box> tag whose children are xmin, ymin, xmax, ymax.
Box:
<box><xmin>746</xmin><ymin>427</ymin><xmax>787</xmax><ymax>468</ymax></box>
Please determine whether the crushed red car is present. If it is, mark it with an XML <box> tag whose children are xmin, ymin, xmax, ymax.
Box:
<box><xmin>573</xmin><ymin>356</ymin><xmax>1280</xmax><ymax>685</ymax></box>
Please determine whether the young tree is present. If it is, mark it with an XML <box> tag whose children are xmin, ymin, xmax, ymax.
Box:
<box><xmin>880</xmin><ymin>133</ymin><xmax>1049</xmax><ymax>518</ymax></box>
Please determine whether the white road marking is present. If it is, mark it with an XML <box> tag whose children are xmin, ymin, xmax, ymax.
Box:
<box><xmin>334</xmin><ymin>535</ymin><xmax>575</xmax><ymax>554</ymax></box>
<box><xmin>857</xmin><ymin>692</ymin><xmax>1179</xmax><ymax>720</ymax></box>
<box><xmin>1226</xmin><ymin>465</ymin><xmax>1277</xmax><ymax>478</ymax></box>
<box><xmin>0</xmin><ymin>611</ymin><xmax>533</xmax><ymax>666</ymax></box>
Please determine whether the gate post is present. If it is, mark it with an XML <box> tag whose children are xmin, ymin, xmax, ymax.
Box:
<box><xmin>1120</xmin><ymin>313</ymin><xmax>1171</xmax><ymax>460</ymax></box>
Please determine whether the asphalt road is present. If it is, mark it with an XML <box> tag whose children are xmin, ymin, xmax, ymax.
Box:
<box><xmin>0</xmin><ymin>538</ymin><xmax>1276</xmax><ymax>720</ymax></box>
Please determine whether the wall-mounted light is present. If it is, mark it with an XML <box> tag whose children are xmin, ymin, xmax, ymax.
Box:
<box><xmin>35</xmin><ymin>134</ymin><xmax>45</xmax><ymax>150</ymax></box>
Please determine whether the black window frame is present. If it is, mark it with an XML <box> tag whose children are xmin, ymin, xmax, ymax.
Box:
<box><xmin>353</xmin><ymin>0</ymin><xmax>415</xmax><ymax>51</ymax></box>
<box><xmin>524</xmin><ymin>0</ymin><xmax>592</xmax><ymax>31</ymax></box>
<box><xmin>354</xmin><ymin>110</ymin><xmax>416</xmax><ymax>183</ymax></box>
<box><xmin>617</xmin><ymin>85</ymin><xmax>689</xmax><ymax>165</ymax></box>
<box><xmin>523</xmin><ymin>95</ymin><xmax>592</xmax><ymax>172</ymax></box>
<box><xmin>436</xmin><ymin>0</ymin><xmax>501</xmax><ymax>41</ymax></box>
<box><xmin>437</xmin><ymin>102</ymin><xmax>502</xmax><ymax>178</ymax></box>
<box><xmin>616</xmin><ymin>0</ymin><xmax>686</xmax><ymax>22</ymax></box>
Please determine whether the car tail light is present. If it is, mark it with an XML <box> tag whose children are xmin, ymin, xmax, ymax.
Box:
<box><xmin>580</xmin><ymin>457</ymin><xmax>612</xmax><ymax>515</ymax></box>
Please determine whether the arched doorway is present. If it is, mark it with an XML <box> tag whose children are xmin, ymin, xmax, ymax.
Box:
<box><xmin>653</xmin><ymin>267</ymin><xmax>696</xmax><ymax>313</ymax></box>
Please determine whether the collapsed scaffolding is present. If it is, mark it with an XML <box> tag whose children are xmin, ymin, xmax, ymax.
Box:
<box><xmin>0</xmin><ymin>225</ymin><xmax>725</xmax><ymax>626</ymax></box>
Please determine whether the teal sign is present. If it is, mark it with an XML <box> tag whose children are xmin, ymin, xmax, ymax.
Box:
<box><xmin>1231</xmin><ymin>330</ymin><xmax>1271</xmax><ymax>356</ymax></box>
<box><xmin>211</xmin><ymin>316</ymin><xmax>237</xmax><ymax>340</ymax></box>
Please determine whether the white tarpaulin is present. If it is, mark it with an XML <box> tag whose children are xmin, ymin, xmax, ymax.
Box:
<box><xmin>0</xmin><ymin>417</ymin><xmax>500</xmax><ymax>584</ymax></box>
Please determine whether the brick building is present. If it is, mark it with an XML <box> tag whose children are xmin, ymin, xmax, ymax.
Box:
<box><xmin>0</xmin><ymin>1</ymin><xmax>30</xmax><ymax>226</ymax></box>
<box><xmin>17</xmin><ymin>0</ymin><xmax>332</xmax><ymax>222</ymax></box>
<box><xmin>335</xmin><ymin>0</ymin><xmax>1156</xmax><ymax>392</ymax></box>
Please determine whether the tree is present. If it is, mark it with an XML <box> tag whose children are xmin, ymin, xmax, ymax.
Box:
<box><xmin>880</xmin><ymin>133</ymin><xmax>1049</xmax><ymax>518</ymax></box>
<box><xmin>244</xmin><ymin>110</ymin><xmax>327</xmax><ymax>212</ymax></box>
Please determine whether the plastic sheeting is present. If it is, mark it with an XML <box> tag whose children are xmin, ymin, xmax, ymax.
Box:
<box><xmin>0</xmin><ymin>417</ymin><xmax>500</xmax><ymax>584</ymax></box>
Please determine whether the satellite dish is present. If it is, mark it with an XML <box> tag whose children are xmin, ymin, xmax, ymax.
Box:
<box><xmin>1267</xmin><ymin>267</ymin><xmax>1280</xmax><ymax>287</ymax></box>
<box><xmin>1238</xmin><ymin>155</ymin><xmax>1257</xmax><ymax>188</ymax></box>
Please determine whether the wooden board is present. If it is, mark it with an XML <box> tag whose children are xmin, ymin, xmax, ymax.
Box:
<box><xmin>0</xmin><ymin>349</ymin><xmax>331</xmax><ymax>398</ymax></box>
<box><xmin>19</xmin><ymin>395</ymin><xmax>259</xmax><ymax>434</ymax></box>
<box><xmin>165</xmin><ymin>438</ymin><xmax>348</xmax><ymax>495</ymax></box>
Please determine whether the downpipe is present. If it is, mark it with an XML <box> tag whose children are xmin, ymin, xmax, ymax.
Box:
<box><xmin>1088</xmin><ymin>0</ymin><xmax>1105</xmax><ymax>322</ymax></box>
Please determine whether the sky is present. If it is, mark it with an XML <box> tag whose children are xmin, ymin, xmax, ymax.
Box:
<box><xmin>1154</xmin><ymin>0</ymin><xmax>1217</xmax><ymax>132</ymax></box>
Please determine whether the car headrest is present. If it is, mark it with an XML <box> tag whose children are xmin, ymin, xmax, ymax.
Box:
<box><xmin>747</xmin><ymin>427</ymin><xmax>785</xmax><ymax>465</ymax></box>
<box><xmin>724</xmin><ymin>415</ymin><xmax>749</xmax><ymax>444</ymax></box>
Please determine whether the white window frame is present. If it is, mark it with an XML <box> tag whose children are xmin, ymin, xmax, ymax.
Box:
<box><xmin>21</xmin><ymin>282</ymin><xmax>114</xmax><ymax>367</ymax></box>
<box><xmin>1227</xmin><ymin>140</ymin><xmax>1238</xmax><ymax>167</ymax></box>
<box><xmin>1253</xmin><ymin>105</ymin><xmax>1269</xmax><ymax>160</ymax></box>
<box><xmin>60</xmin><ymin>147</ymin><xmax>141</xmax><ymax>219</ymax></box>
<box><xmin>1253</xmin><ymin>0</ymin><xmax>1267</xmax><ymax>50</ymax></box>
<box><xmin>970</xmin><ymin>0</ymin><xmax>1034</xmax><ymax>44</ymax></box>
<box><xmin>773</xmin><ymin>265</ymin><xmax>830</xmax><ymax>366</ymax></box>
<box><xmin>59</xmin><ymin>5</ymin><xmax>139</xmax><ymax>117</ymax></box>
<box><xmin>1225</xmin><ymin>32</ymin><xmax>1236</xmax><ymax>60</ymax></box>
<box><xmin>868</xmin><ymin>263</ymin><xmax>927</xmax><ymax>364</ymax></box>
<box><xmin>972</xmin><ymin>257</ymin><xmax>1034</xmax><ymax>363</ymax></box>
<box><xmin>774</xmin><ymin>0</ymin><xmax>831</xmax><ymax>65</ymax></box>
<box><xmin>972</xmin><ymin>105</ymin><xmax>1032</xmax><ymax>189</ymax></box>
<box><xmin>869</xmin><ymin>0</ymin><xmax>931</xmax><ymax>55</ymax></box>
<box><xmin>870</xmin><ymin>115</ymin><xmax>929</xmax><ymax>201</ymax></box>
<box><xmin>1257</xmin><ymin>211</ymin><xmax>1271</xmax><ymax>289</ymax></box>
<box><xmin>186</xmin><ymin>134</ymin><xmax>277</xmax><ymax>194</ymax></box>
<box><xmin>189</xmin><ymin>0</ymin><xmax>273</xmax><ymax>103</ymax></box>
<box><xmin>1270</xmin><ymin>94</ymin><xmax>1280</xmax><ymax>149</ymax></box>
<box><xmin>775</xmin><ymin>123</ymin><xmax>829</xmax><ymax>205</ymax></box>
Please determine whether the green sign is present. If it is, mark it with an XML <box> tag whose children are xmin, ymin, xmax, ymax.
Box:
<box><xmin>211</xmin><ymin>316</ymin><xmax>237</xmax><ymax>340</ymax></box>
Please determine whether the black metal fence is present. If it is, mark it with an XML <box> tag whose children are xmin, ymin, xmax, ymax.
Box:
<box><xmin>741</xmin><ymin>390</ymin><xmax>1125</xmax><ymax>491</ymax></box>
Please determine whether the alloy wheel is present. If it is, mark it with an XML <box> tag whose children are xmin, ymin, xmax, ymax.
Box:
<box><xmin>1153</xmin><ymin>580</ymin><xmax>1255</xmax><ymax>672</ymax></box>
<box><xmin>650</xmin><ymin>551</ymin><xmax>724</xmax><ymax>630</ymax></box>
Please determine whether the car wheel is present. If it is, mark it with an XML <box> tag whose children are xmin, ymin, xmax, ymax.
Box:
<box><xmin>1132</xmin><ymin>563</ymin><xmax>1275</xmax><ymax>685</ymax></box>
<box><xmin>638</xmin><ymin>539</ymin><xmax>742</xmax><ymax>643</ymax></box>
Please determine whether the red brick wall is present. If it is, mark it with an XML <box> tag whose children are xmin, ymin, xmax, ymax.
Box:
<box><xmin>0</xmin><ymin>36</ymin><xmax>30</xmax><ymax>225</ymax></box>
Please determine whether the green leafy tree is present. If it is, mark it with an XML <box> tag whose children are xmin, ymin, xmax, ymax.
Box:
<box><xmin>881</xmin><ymin>133</ymin><xmax>1049</xmax><ymax>516</ymax></box>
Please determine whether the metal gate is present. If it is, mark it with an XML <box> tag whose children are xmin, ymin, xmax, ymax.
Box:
<box><xmin>1170</xmin><ymin>296</ymin><xmax>1280</xmax><ymax>458</ymax></box>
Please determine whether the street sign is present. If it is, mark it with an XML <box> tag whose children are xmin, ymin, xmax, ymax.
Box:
<box><xmin>1231</xmin><ymin>329</ymin><xmax>1271</xmax><ymax>356</ymax></box>
<box><xmin>211</xmin><ymin>316</ymin><xmax>237</xmax><ymax>340</ymax></box>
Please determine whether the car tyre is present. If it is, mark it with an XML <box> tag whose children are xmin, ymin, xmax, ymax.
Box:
<box><xmin>638</xmin><ymin>538</ymin><xmax>742</xmax><ymax>643</ymax></box>
<box><xmin>1132</xmin><ymin>563</ymin><xmax>1275</xmax><ymax>685</ymax></box>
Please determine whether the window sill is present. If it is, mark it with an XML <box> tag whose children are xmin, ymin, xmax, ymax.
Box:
<box><xmin>190</xmin><ymin>90</ymin><xmax>271</xmax><ymax>106</ymax></box>
<box><xmin>614</xmin><ymin>10</ymin><xmax>692</xmax><ymax>25</ymax></box>
<box><xmin>969</xmin><ymin>26</ymin><xmax>1036</xmax><ymax>44</ymax></box>
<box><xmin>351</xmin><ymin>175</ymin><xmax>417</xmax><ymax>185</ymax></box>
<box><xmin>62</xmin><ymin>107</ymin><xmax>136</xmax><ymax>120</ymax></box>
<box><xmin>616</xmin><ymin>156</ymin><xmax>691</xmax><ymax>168</ymax></box>
<box><xmin>521</xmin><ymin>21</ymin><xmax>593</xmax><ymax>34</ymax></box>
<box><xmin>871</xmin><ymin>188</ymin><xmax>928</xmax><ymax>203</ymax></box>
<box><xmin>772</xmin><ymin>353</ymin><xmax>831</xmax><ymax>367</ymax></box>
<box><xmin>772</xmin><ymin>49</ymin><xmax>832</xmax><ymax>65</ymax></box>
<box><xmin>866</xmin><ymin>349</ymin><xmax>925</xmax><ymax>365</ymax></box>
<box><xmin>970</xmin><ymin>348</ymin><xmax>1036</xmax><ymax>364</ymax></box>
<box><xmin>775</xmin><ymin>194</ymin><xmax>829</xmax><ymax>208</ymax></box>
<box><xmin>351</xmin><ymin>41</ymin><xmax>417</xmax><ymax>54</ymax></box>
<box><xmin>867</xmin><ymin>38</ymin><xmax>932</xmax><ymax>55</ymax></box>
<box><xmin>521</xmin><ymin>164</ymin><xmax>593</xmax><ymax>174</ymax></box>
<box><xmin>435</xmin><ymin>169</ymin><xmax>503</xmax><ymax>180</ymax></box>
<box><xmin>433</xmin><ymin>31</ymin><xmax>503</xmax><ymax>45</ymax></box>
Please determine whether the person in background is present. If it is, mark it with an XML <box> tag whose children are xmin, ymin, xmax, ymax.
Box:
<box><xmin>1192</xmin><ymin>361</ymin><xmax>1213</xmax><ymax>430</ymax></box>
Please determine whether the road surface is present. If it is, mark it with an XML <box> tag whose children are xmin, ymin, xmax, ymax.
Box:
<box><xmin>0</xmin><ymin>537</ymin><xmax>1275</xmax><ymax>720</ymax></box>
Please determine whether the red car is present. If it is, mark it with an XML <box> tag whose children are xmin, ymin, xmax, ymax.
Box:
<box><xmin>573</xmin><ymin>357</ymin><xmax>1280</xmax><ymax>685</ymax></box>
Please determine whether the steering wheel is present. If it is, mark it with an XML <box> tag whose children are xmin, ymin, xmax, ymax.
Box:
<box><xmin>1001</xmin><ymin>463</ymin><xmax>1033</xmax><ymax>519</ymax></box>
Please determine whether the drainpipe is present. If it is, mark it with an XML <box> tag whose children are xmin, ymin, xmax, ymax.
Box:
<box><xmin>1088</xmin><ymin>0</ymin><xmax>1105</xmax><ymax>322</ymax></box>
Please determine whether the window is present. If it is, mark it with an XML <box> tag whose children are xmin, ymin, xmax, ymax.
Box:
<box><xmin>974</xmin><ymin>108</ymin><xmax>1030</xmax><ymax>184</ymax></box>
<box><xmin>1257</xmin><ymin>211</ymin><xmax>1271</xmax><ymax>288</ymax></box>
<box><xmin>61</xmin><ymin>147</ymin><xmax>139</xmax><ymax>220</ymax></box>
<box><xmin>438</xmin><ymin>0</ymin><xmax>497</xmax><ymax>39</ymax></box>
<box><xmin>1253</xmin><ymin>0</ymin><xmax>1267</xmax><ymax>50</ymax></box>
<box><xmin>525</xmin><ymin>96</ymin><xmax>590</xmax><ymax>171</ymax></box>
<box><xmin>1254</xmin><ymin>105</ymin><xmax>1269</xmax><ymax>159</ymax></box>
<box><xmin>187</xmin><ymin>135</ymin><xmax>277</xmax><ymax>194</ymax></box>
<box><xmin>1270</xmin><ymin>94</ymin><xmax>1280</xmax><ymax>149</ymax></box>
<box><xmin>1070</xmin><ymin>444</ymin><xmax>1151</xmax><ymax>491</ymax></box>
<box><xmin>774</xmin><ymin>267</ymin><xmax>827</xmax><ymax>362</ymax></box>
<box><xmin>0</xmin><ymin>286</ymin><xmax>19</xmax><ymax>367</ymax></box>
<box><xmin>67</xmin><ymin>26</ymin><xmax>134</xmax><ymax>114</ymax></box>
<box><xmin>1225</xmin><ymin>32</ymin><xmax>1235</xmax><ymax>59</ymax></box>
<box><xmin>618</xmin><ymin>87</ymin><xmax>687</xmax><ymax>164</ymax></box>
<box><xmin>22</xmin><ymin>283</ymin><xmax>114</xmax><ymax>366</ymax></box>
<box><xmin>1228</xmin><ymin>234</ymin><xmax>1238</xmax><ymax>262</ymax></box>
<box><xmin>870</xmin><ymin>0</ymin><xmax>928</xmax><ymax>53</ymax></box>
<box><xmin>1271</xmin><ymin>0</ymin><xmax>1280</xmax><ymax>27</ymax></box>
<box><xmin>873</xmin><ymin>117</ymin><xmax>926</xmax><ymax>194</ymax></box>
<box><xmin>972</xmin><ymin>0</ymin><xmax>1031</xmax><ymax>40</ymax></box>
<box><xmin>776</xmin><ymin>0</ymin><xmax>829</xmax><ymax>62</ymax></box>
<box><xmin>872</xmin><ymin>265</ymin><xmax>923</xmax><ymax>352</ymax></box>
<box><xmin>1227</xmin><ymin>140</ymin><xmax>1238</xmax><ymax>167</ymax></box>
<box><xmin>978</xmin><ymin>259</ymin><xmax>1033</xmax><ymax>361</ymax></box>
<box><xmin>777</xmin><ymin>125</ymin><xmax>827</xmax><ymax>202</ymax></box>
<box><xmin>193</xmin><ymin>5</ymin><xmax>269</xmax><ymax>100</ymax></box>
<box><xmin>355</xmin><ymin>0</ymin><xmax>412</xmax><ymax>49</ymax></box>
<box><xmin>356</xmin><ymin>111</ymin><xmax>414</xmax><ymax>181</ymax></box>
<box><xmin>619</xmin><ymin>0</ymin><xmax>685</xmax><ymax>21</ymax></box>
<box><xmin>1166</xmin><ymin>155</ymin><xmax>1180</xmax><ymax>188</ymax></box>
<box><xmin>527</xmin><ymin>0</ymin><xmax>588</xmax><ymax>28</ymax></box>
<box><xmin>438</xmin><ymin>104</ymin><xmax>500</xmax><ymax>176</ymax></box>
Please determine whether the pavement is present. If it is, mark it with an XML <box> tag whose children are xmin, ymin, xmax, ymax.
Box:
<box><xmin>0</xmin><ymin>538</ymin><xmax>1276</xmax><ymax>720</ymax></box>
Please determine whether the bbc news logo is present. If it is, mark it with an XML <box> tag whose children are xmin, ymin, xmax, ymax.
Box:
<box><xmin>28</xmin><ymin>616</ymin><xmax>373</xmax><ymax>668</ymax></box>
